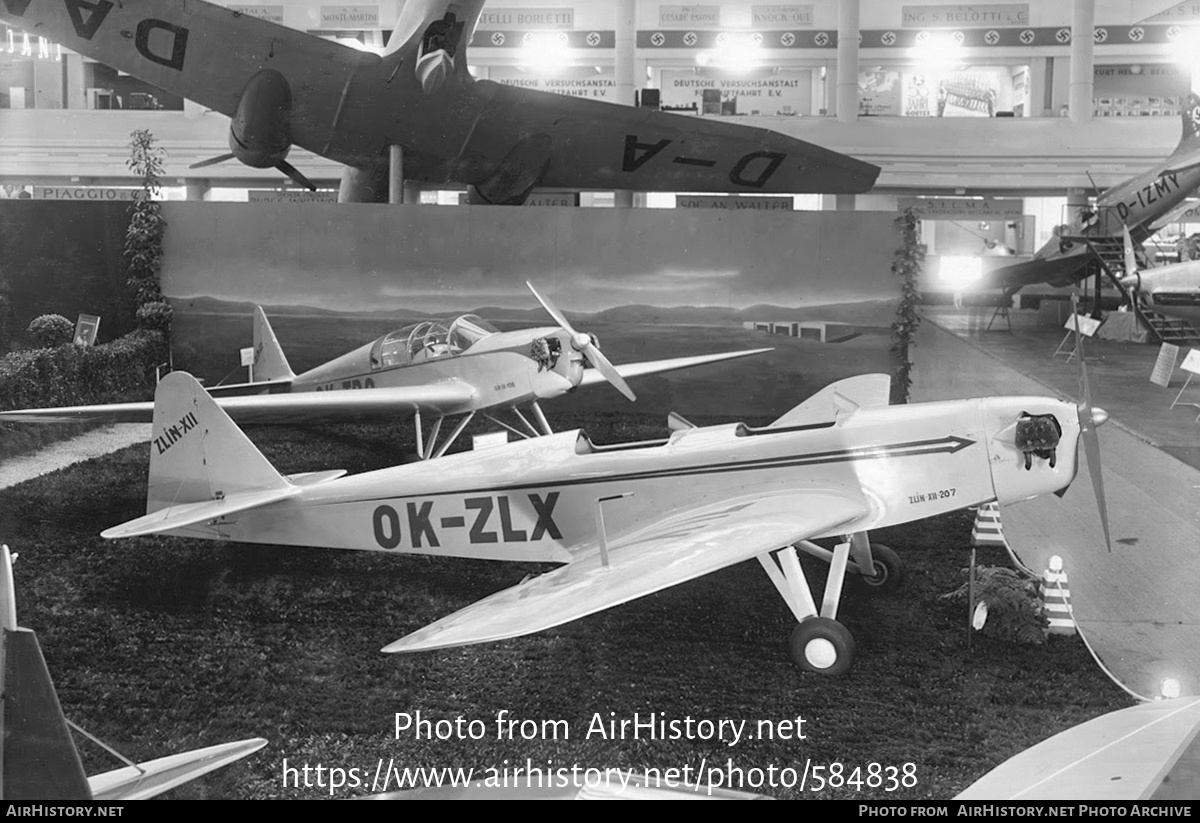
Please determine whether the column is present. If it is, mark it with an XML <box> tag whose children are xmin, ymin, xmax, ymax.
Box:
<box><xmin>63</xmin><ymin>53</ymin><xmax>86</xmax><ymax>110</ymax></box>
<box><xmin>836</xmin><ymin>0</ymin><xmax>859</xmax><ymax>123</ymax></box>
<box><xmin>614</xmin><ymin>0</ymin><xmax>636</xmax><ymax>208</ymax></box>
<box><xmin>1027</xmin><ymin>57</ymin><xmax>1047</xmax><ymax>117</ymax></box>
<box><xmin>389</xmin><ymin>144</ymin><xmax>404</xmax><ymax>204</ymax></box>
<box><xmin>1068</xmin><ymin>0</ymin><xmax>1094</xmax><ymax>123</ymax></box>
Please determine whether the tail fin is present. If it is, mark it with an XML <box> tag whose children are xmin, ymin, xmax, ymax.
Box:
<box><xmin>103</xmin><ymin>372</ymin><xmax>298</xmax><ymax>539</ymax></box>
<box><xmin>1</xmin><ymin>546</ymin><xmax>92</xmax><ymax>800</ymax></box>
<box><xmin>252</xmin><ymin>307</ymin><xmax>295</xmax><ymax>383</ymax></box>
<box><xmin>1180</xmin><ymin>92</ymin><xmax>1200</xmax><ymax>147</ymax></box>
<box><xmin>769</xmin><ymin>374</ymin><xmax>892</xmax><ymax>429</ymax></box>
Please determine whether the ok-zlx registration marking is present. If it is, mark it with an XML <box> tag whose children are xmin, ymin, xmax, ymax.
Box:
<box><xmin>372</xmin><ymin>492</ymin><xmax>562</xmax><ymax>549</ymax></box>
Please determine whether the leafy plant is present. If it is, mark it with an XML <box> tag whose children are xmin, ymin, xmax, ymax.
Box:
<box><xmin>27</xmin><ymin>313</ymin><xmax>74</xmax><ymax>347</ymax></box>
<box><xmin>941</xmin><ymin>566</ymin><xmax>1048</xmax><ymax>645</ymax></box>
<box><xmin>890</xmin><ymin>208</ymin><xmax>924</xmax><ymax>404</ymax></box>
<box><xmin>125</xmin><ymin>129</ymin><xmax>171</xmax><ymax>336</ymax></box>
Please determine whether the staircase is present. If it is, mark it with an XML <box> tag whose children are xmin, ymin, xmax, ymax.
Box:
<box><xmin>1062</xmin><ymin>234</ymin><xmax>1200</xmax><ymax>344</ymax></box>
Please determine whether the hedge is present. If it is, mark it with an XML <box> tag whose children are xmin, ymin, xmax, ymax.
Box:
<box><xmin>0</xmin><ymin>329</ymin><xmax>167</xmax><ymax>411</ymax></box>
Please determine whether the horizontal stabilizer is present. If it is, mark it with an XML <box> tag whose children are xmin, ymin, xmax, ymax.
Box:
<box><xmin>384</xmin><ymin>489</ymin><xmax>866</xmax><ymax>653</ymax></box>
<box><xmin>1</xmin><ymin>382</ymin><xmax>477</xmax><ymax>426</ymax></box>
<box><xmin>770</xmin><ymin>374</ymin><xmax>891</xmax><ymax>429</ymax></box>
<box><xmin>577</xmin><ymin>349</ymin><xmax>772</xmax><ymax>388</ymax></box>
<box><xmin>956</xmin><ymin>697</ymin><xmax>1200</xmax><ymax>800</ymax></box>
<box><xmin>205</xmin><ymin>378</ymin><xmax>295</xmax><ymax>397</ymax></box>
<box><xmin>102</xmin><ymin>486</ymin><xmax>300</xmax><ymax>539</ymax></box>
<box><xmin>285</xmin><ymin>470</ymin><xmax>348</xmax><ymax>486</ymax></box>
<box><xmin>89</xmin><ymin>738</ymin><xmax>269</xmax><ymax>801</ymax></box>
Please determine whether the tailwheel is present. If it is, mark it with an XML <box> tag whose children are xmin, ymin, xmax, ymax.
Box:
<box><xmin>858</xmin><ymin>543</ymin><xmax>904</xmax><ymax>595</ymax></box>
<box><xmin>788</xmin><ymin>617</ymin><xmax>855</xmax><ymax>676</ymax></box>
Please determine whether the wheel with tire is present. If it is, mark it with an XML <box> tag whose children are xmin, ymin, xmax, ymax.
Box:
<box><xmin>788</xmin><ymin>617</ymin><xmax>855</xmax><ymax>676</ymax></box>
<box><xmin>858</xmin><ymin>543</ymin><xmax>904</xmax><ymax>595</ymax></box>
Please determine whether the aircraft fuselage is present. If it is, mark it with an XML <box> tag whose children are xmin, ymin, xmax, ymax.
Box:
<box><xmin>166</xmin><ymin>396</ymin><xmax>1083</xmax><ymax>563</ymax></box>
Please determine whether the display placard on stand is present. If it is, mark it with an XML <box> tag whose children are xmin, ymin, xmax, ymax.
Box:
<box><xmin>1150</xmin><ymin>343</ymin><xmax>1181</xmax><ymax>388</ymax></box>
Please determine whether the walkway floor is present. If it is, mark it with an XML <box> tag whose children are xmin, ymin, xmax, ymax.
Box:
<box><xmin>913</xmin><ymin>308</ymin><xmax>1200</xmax><ymax>703</ymax></box>
<box><xmin>0</xmin><ymin>424</ymin><xmax>149</xmax><ymax>490</ymax></box>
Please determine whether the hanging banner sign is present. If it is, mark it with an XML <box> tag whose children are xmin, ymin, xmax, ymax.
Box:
<box><xmin>751</xmin><ymin>5</ymin><xmax>813</xmax><ymax>27</ymax></box>
<box><xmin>478</xmin><ymin>8</ymin><xmax>574</xmax><ymax>29</ymax></box>
<box><xmin>319</xmin><ymin>5</ymin><xmax>379</xmax><ymax>28</ymax></box>
<box><xmin>525</xmin><ymin>191</ymin><xmax>580</xmax><ymax>207</ymax></box>
<box><xmin>901</xmin><ymin>4</ymin><xmax>1029</xmax><ymax>27</ymax></box>
<box><xmin>677</xmin><ymin>195</ymin><xmax>794</xmax><ymax>210</ymax></box>
<box><xmin>659</xmin><ymin>5</ymin><xmax>721</xmax><ymax>26</ymax></box>
<box><xmin>1148</xmin><ymin>3</ymin><xmax>1200</xmax><ymax>21</ymax></box>
<box><xmin>228</xmin><ymin>5</ymin><xmax>285</xmax><ymax>23</ymax></box>
<box><xmin>33</xmin><ymin>187</ymin><xmax>138</xmax><ymax>201</ymax></box>
<box><xmin>897</xmin><ymin>197</ymin><xmax>1024</xmax><ymax>219</ymax></box>
<box><xmin>247</xmin><ymin>190</ymin><xmax>339</xmax><ymax>203</ymax></box>
<box><xmin>490</xmin><ymin>67</ymin><xmax>616</xmax><ymax>100</ymax></box>
<box><xmin>660</xmin><ymin>69</ymin><xmax>812</xmax><ymax>115</ymax></box>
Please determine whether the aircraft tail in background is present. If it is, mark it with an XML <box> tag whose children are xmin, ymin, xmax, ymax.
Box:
<box><xmin>251</xmin><ymin>307</ymin><xmax>296</xmax><ymax>384</ymax></box>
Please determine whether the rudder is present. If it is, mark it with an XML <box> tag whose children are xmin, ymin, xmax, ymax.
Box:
<box><xmin>251</xmin><ymin>307</ymin><xmax>295</xmax><ymax>383</ymax></box>
<box><xmin>147</xmin><ymin>372</ymin><xmax>291</xmax><ymax>515</ymax></box>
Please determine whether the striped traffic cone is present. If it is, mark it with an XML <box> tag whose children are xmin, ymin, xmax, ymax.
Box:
<box><xmin>971</xmin><ymin>502</ymin><xmax>1007</xmax><ymax>548</ymax></box>
<box><xmin>1041</xmin><ymin>555</ymin><xmax>1075</xmax><ymax>636</ymax></box>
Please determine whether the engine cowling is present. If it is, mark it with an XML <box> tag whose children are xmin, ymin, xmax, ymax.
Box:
<box><xmin>468</xmin><ymin>134</ymin><xmax>553</xmax><ymax>205</ymax></box>
<box><xmin>229</xmin><ymin>69</ymin><xmax>294</xmax><ymax>170</ymax></box>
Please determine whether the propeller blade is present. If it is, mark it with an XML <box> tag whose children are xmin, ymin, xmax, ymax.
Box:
<box><xmin>526</xmin><ymin>281</ymin><xmax>636</xmax><ymax>402</ymax></box>
<box><xmin>189</xmin><ymin>153</ymin><xmax>236</xmax><ymax>170</ymax></box>
<box><xmin>525</xmin><ymin>281</ymin><xmax>579</xmax><ymax>337</ymax></box>
<box><xmin>582</xmin><ymin>341</ymin><xmax>636</xmax><ymax>402</ymax></box>
<box><xmin>1070</xmin><ymin>294</ymin><xmax>1112</xmax><ymax>552</ymax></box>
<box><xmin>276</xmin><ymin>160</ymin><xmax>317</xmax><ymax>192</ymax></box>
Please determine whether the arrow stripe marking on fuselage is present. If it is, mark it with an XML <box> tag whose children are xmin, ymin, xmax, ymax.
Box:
<box><xmin>318</xmin><ymin>434</ymin><xmax>978</xmax><ymax>507</ymax></box>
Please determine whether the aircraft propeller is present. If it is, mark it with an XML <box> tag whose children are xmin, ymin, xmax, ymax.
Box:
<box><xmin>1070</xmin><ymin>293</ymin><xmax>1112</xmax><ymax>552</ymax></box>
<box><xmin>525</xmin><ymin>281</ymin><xmax>637</xmax><ymax>402</ymax></box>
<box><xmin>189</xmin><ymin>154</ymin><xmax>318</xmax><ymax>192</ymax></box>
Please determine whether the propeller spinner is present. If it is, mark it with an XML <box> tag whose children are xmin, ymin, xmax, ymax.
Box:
<box><xmin>526</xmin><ymin>281</ymin><xmax>637</xmax><ymax>402</ymax></box>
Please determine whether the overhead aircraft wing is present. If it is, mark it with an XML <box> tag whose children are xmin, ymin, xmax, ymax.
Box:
<box><xmin>89</xmin><ymin>738</ymin><xmax>269</xmax><ymax>801</ymax></box>
<box><xmin>383</xmin><ymin>488</ymin><xmax>868</xmax><ymax>653</ymax></box>
<box><xmin>955</xmin><ymin>697</ymin><xmax>1200</xmax><ymax>800</ymax></box>
<box><xmin>977</xmin><ymin>247</ymin><xmax>1091</xmax><ymax>291</ymax></box>
<box><xmin>0</xmin><ymin>383</ymin><xmax>478</xmax><ymax>425</ymax></box>
<box><xmin>576</xmin><ymin>348</ymin><xmax>773</xmax><ymax>388</ymax></box>
<box><xmin>0</xmin><ymin>0</ymin><xmax>374</xmax><ymax>161</ymax></box>
<box><xmin>464</xmin><ymin>81</ymin><xmax>880</xmax><ymax>194</ymax></box>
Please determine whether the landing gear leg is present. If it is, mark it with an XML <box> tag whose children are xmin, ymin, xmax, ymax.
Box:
<box><xmin>758</xmin><ymin>540</ymin><xmax>857</xmax><ymax>675</ymax></box>
<box><xmin>794</xmin><ymin>531</ymin><xmax>905</xmax><ymax>595</ymax></box>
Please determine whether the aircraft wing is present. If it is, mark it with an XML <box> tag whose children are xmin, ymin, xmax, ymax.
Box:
<box><xmin>956</xmin><ymin>697</ymin><xmax>1200</xmax><ymax>800</ymax></box>
<box><xmin>0</xmin><ymin>383</ymin><xmax>478</xmax><ymax>425</ymax></box>
<box><xmin>977</xmin><ymin>248</ymin><xmax>1091</xmax><ymax>291</ymax></box>
<box><xmin>89</xmin><ymin>738</ymin><xmax>269</xmax><ymax>801</ymax></box>
<box><xmin>576</xmin><ymin>348</ymin><xmax>773</xmax><ymax>388</ymax></box>
<box><xmin>466</xmin><ymin>81</ymin><xmax>880</xmax><ymax>194</ymax></box>
<box><xmin>0</xmin><ymin>0</ymin><xmax>373</xmax><ymax>160</ymax></box>
<box><xmin>383</xmin><ymin>488</ymin><xmax>868</xmax><ymax>653</ymax></box>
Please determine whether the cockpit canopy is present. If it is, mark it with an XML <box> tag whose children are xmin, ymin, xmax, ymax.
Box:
<box><xmin>369</xmin><ymin>314</ymin><xmax>499</xmax><ymax>369</ymax></box>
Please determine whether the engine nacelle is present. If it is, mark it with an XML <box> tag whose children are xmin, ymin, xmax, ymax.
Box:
<box><xmin>229</xmin><ymin>69</ymin><xmax>295</xmax><ymax>170</ymax></box>
<box><xmin>468</xmin><ymin>134</ymin><xmax>553</xmax><ymax>205</ymax></box>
